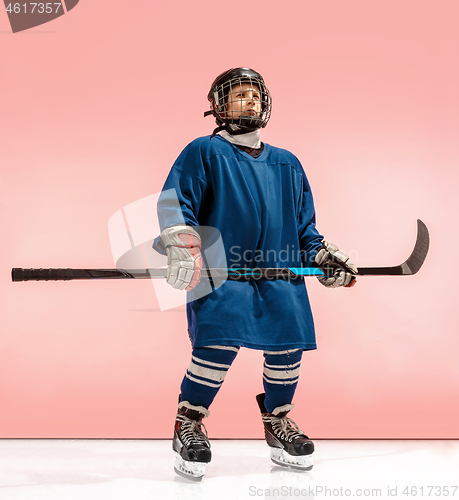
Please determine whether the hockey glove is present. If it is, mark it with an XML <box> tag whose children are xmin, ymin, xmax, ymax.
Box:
<box><xmin>314</xmin><ymin>241</ymin><xmax>357</xmax><ymax>288</ymax></box>
<box><xmin>160</xmin><ymin>225</ymin><xmax>202</xmax><ymax>291</ymax></box>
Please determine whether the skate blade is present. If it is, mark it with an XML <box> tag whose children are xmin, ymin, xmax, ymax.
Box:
<box><xmin>174</xmin><ymin>453</ymin><xmax>206</xmax><ymax>481</ymax></box>
<box><xmin>270</xmin><ymin>447</ymin><xmax>314</xmax><ymax>471</ymax></box>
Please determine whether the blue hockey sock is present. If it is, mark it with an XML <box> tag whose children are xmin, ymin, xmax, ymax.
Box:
<box><xmin>179</xmin><ymin>345</ymin><xmax>240</xmax><ymax>409</ymax></box>
<box><xmin>262</xmin><ymin>349</ymin><xmax>303</xmax><ymax>413</ymax></box>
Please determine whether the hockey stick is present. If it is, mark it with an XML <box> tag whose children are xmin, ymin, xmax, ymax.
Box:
<box><xmin>11</xmin><ymin>220</ymin><xmax>429</xmax><ymax>282</ymax></box>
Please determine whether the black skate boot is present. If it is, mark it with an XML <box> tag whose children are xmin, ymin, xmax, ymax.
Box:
<box><xmin>172</xmin><ymin>401</ymin><xmax>212</xmax><ymax>481</ymax></box>
<box><xmin>256</xmin><ymin>393</ymin><xmax>314</xmax><ymax>471</ymax></box>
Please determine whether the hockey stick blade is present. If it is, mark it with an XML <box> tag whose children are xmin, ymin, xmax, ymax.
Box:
<box><xmin>356</xmin><ymin>219</ymin><xmax>429</xmax><ymax>276</ymax></box>
<box><xmin>11</xmin><ymin>220</ymin><xmax>429</xmax><ymax>281</ymax></box>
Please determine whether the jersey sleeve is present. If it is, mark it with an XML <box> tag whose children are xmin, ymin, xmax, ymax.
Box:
<box><xmin>157</xmin><ymin>140</ymin><xmax>208</xmax><ymax>230</ymax></box>
<box><xmin>297</xmin><ymin>169</ymin><xmax>324</xmax><ymax>266</ymax></box>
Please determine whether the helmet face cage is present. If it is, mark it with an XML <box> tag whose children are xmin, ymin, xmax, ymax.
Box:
<box><xmin>211</xmin><ymin>74</ymin><xmax>272</xmax><ymax>129</ymax></box>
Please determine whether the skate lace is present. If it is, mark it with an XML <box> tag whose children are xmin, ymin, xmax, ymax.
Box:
<box><xmin>263</xmin><ymin>415</ymin><xmax>305</xmax><ymax>442</ymax></box>
<box><xmin>177</xmin><ymin>414</ymin><xmax>210</xmax><ymax>447</ymax></box>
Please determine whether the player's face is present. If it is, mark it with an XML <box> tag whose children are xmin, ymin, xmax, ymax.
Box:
<box><xmin>224</xmin><ymin>82</ymin><xmax>262</xmax><ymax>120</ymax></box>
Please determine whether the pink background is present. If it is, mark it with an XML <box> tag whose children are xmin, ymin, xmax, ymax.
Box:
<box><xmin>1</xmin><ymin>0</ymin><xmax>458</xmax><ymax>438</ymax></box>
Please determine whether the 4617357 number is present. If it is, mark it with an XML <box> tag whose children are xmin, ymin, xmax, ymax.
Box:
<box><xmin>402</xmin><ymin>486</ymin><xmax>458</xmax><ymax>497</ymax></box>
<box><xmin>5</xmin><ymin>3</ymin><xmax>62</xmax><ymax>14</ymax></box>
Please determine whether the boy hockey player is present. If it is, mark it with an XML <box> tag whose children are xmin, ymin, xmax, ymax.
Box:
<box><xmin>154</xmin><ymin>68</ymin><xmax>356</xmax><ymax>480</ymax></box>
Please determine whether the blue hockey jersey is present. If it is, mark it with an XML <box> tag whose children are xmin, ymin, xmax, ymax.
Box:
<box><xmin>156</xmin><ymin>134</ymin><xmax>324</xmax><ymax>350</ymax></box>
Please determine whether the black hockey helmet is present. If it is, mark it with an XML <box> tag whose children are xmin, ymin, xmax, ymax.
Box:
<box><xmin>204</xmin><ymin>67</ymin><xmax>272</xmax><ymax>134</ymax></box>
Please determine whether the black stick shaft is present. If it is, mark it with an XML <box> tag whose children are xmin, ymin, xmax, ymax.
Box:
<box><xmin>11</xmin><ymin>265</ymin><xmax>408</xmax><ymax>282</ymax></box>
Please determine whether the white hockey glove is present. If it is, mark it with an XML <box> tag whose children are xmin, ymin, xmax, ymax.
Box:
<box><xmin>314</xmin><ymin>241</ymin><xmax>357</xmax><ymax>288</ymax></box>
<box><xmin>160</xmin><ymin>225</ymin><xmax>202</xmax><ymax>291</ymax></box>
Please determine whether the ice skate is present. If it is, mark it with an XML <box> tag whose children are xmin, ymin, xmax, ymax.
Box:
<box><xmin>172</xmin><ymin>401</ymin><xmax>211</xmax><ymax>481</ymax></box>
<box><xmin>256</xmin><ymin>393</ymin><xmax>314</xmax><ymax>471</ymax></box>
